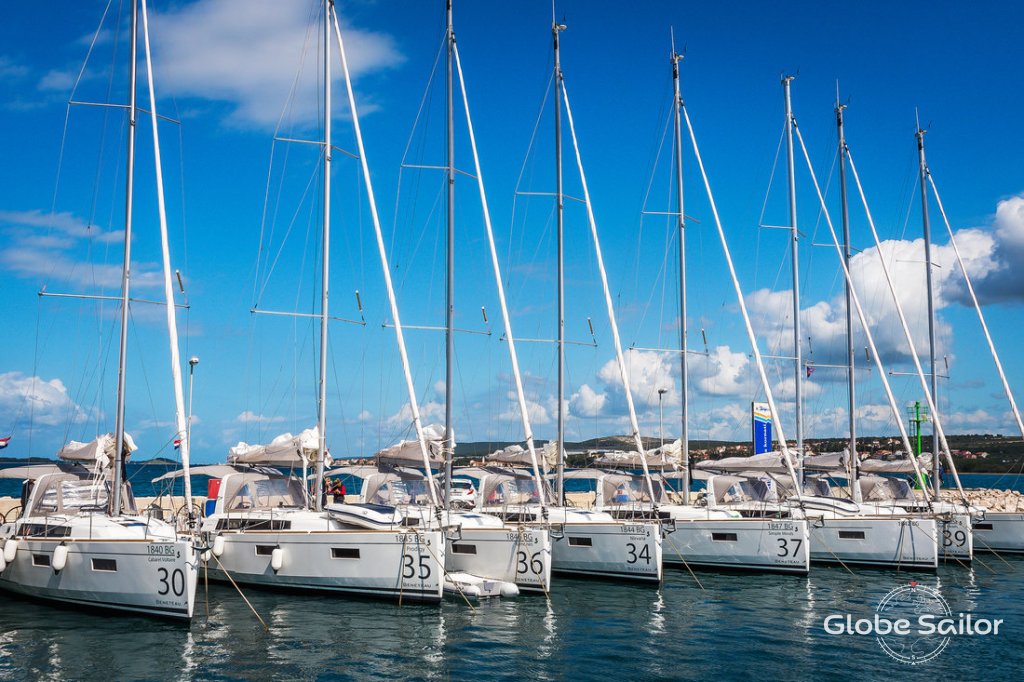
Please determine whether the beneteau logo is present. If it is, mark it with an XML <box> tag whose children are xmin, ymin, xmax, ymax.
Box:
<box><xmin>823</xmin><ymin>582</ymin><xmax>1003</xmax><ymax>665</ymax></box>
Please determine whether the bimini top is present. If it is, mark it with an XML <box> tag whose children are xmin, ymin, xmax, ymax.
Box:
<box><xmin>57</xmin><ymin>432</ymin><xmax>137</xmax><ymax>467</ymax></box>
<box><xmin>373</xmin><ymin>423</ymin><xmax>445</xmax><ymax>468</ymax></box>
<box><xmin>228</xmin><ymin>426</ymin><xmax>324</xmax><ymax>468</ymax></box>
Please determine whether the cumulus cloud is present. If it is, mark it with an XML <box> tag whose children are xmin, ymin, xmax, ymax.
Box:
<box><xmin>386</xmin><ymin>399</ymin><xmax>444</xmax><ymax>429</ymax></box>
<box><xmin>570</xmin><ymin>383</ymin><xmax>607</xmax><ymax>418</ymax></box>
<box><xmin>746</xmin><ymin>193</ymin><xmax>1024</xmax><ymax>373</ymax></box>
<box><xmin>598</xmin><ymin>350</ymin><xmax>678</xmax><ymax>407</ymax></box>
<box><xmin>499</xmin><ymin>391</ymin><xmax>552</xmax><ymax>426</ymax></box>
<box><xmin>151</xmin><ymin>0</ymin><xmax>404</xmax><ymax>129</ymax></box>
<box><xmin>0</xmin><ymin>371</ymin><xmax>95</xmax><ymax>428</ymax></box>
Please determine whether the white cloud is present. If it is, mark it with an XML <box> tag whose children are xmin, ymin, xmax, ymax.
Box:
<box><xmin>386</xmin><ymin>399</ymin><xmax>444</xmax><ymax>428</ymax></box>
<box><xmin>570</xmin><ymin>384</ymin><xmax>607</xmax><ymax>418</ymax></box>
<box><xmin>598</xmin><ymin>350</ymin><xmax>678</xmax><ymax>408</ymax></box>
<box><xmin>357</xmin><ymin>409</ymin><xmax>372</xmax><ymax>422</ymax></box>
<box><xmin>0</xmin><ymin>209</ymin><xmax>162</xmax><ymax>290</ymax></box>
<box><xmin>500</xmin><ymin>392</ymin><xmax>552</xmax><ymax>426</ymax></box>
<box><xmin>235</xmin><ymin>410</ymin><xmax>286</xmax><ymax>424</ymax></box>
<box><xmin>151</xmin><ymin>0</ymin><xmax>404</xmax><ymax>129</ymax></box>
<box><xmin>0</xmin><ymin>371</ymin><xmax>95</xmax><ymax>427</ymax></box>
<box><xmin>691</xmin><ymin>345</ymin><xmax>756</xmax><ymax>397</ymax></box>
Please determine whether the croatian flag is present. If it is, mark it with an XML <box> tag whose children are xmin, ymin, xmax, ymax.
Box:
<box><xmin>173</xmin><ymin>438</ymin><xmax>181</xmax><ymax>450</ymax></box>
<box><xmin>0</xmin><ymin>436</ymin><xmax>9</xmax><ymax>449</ymax></box>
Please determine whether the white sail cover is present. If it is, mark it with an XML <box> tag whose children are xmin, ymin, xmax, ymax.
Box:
<box><xmin>592</xmin><ymin>447</ymin><xmax>679</xmax><ymax>470</ymax></box>
<box><xmin>803</xmin><ymin>451</ymin><xmax>847</xmax><ymax>472</ymax></box>
<box><xmin>695</xmin><ymin>451</ymin><xmax>795</xmax><ymax>474</ymax></box>
<box><xmin>228</xmin><ymin>427</ymin><xmax>324</xmax><ymax>467</ymax></box>
<box><xmin>374</xmin><ymin>423</ymin><xmax>445</xmax><ymax>468</ymax></box>
<box><xmin>541</xmin><ymin>441</ymin><xmax>558</xmax><ymax>472</ymax></box>
<box><xmin>859</xmin><ymin>455</ymin><xmax>933</xmax><ymax>474</ymax></box>
<box><xmin>57</xmin><ymin>432</ymin><xmax>137</xmax><ymax>467</ymax></box>
<box><xmin>485</xmin><ymin>444</ymin><xmax>534</xmax><ymax>466</ymax></box>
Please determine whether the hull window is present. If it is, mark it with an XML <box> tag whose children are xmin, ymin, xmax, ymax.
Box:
<box><xmin>91</xmin><ymin>558</ymin><xmax>117</xmax><ymax>572</ymax></box>
<box><xmin>711</xmin><ymin>533</ymin><xmax>738</xmax><ymax>542</ymax></box>
<box><xmin>331</xmin><ymin>547</ymin><xmax>360</xmax><ymax>559</ymax></box>
<box><xmin>32</xmin><ymin>554</ymin><xmax>51</xmax><ymax>567</ymax></box>
<box><xmin>255</xmin><ymin>545</ymin><xmax>276</xmax><ymax>556</ymax></box>
<box><xmin>974</xmin><ymin>523</ymin><xmax>993</xmax><ymax>531</ymax></box>
<box><xmin>451</xmin><ymin>543</ymin><xmax>477</xmax><ymax>555</ymax></box>
<box><xmin>838</xmin><ymin>531</ymin><xmax>866</xmax><ymax>540</ymax></box>
<box><xmin>567</xmin><ymin>536</ymin><xmax>593</xmax><ymax>547</ymax></box>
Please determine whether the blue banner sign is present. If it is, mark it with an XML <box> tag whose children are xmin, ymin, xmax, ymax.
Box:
<box><xmin>752</xmin><ymin>401</ymin><xmax>772</xmax><ymax>454</ymax></box>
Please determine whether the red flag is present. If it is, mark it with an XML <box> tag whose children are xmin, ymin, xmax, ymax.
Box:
<box><xmin>0</xmin><ymin>436</ymin><xmax>10</xmax><ymax>449</ymax></box>
<box><xmin>806</xmin><ymin>366</ymin><xmax>816</xmax><ymax>378</ymax></box>
<box><xmin>173</xmin><ymin>438</ymin><xmax>181</xmax><ymax>450</ymax></box>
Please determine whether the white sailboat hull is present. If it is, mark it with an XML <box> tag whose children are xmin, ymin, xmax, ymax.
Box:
<box><xmin>809</xmin><ymin>516</ymin><xmax>939</xmax><ymax>569</ymax></box>
<box><xmin>204</xmin><ymin>529</ymin><xmax>445</xmax><ymax>602</ymax></box>
<box><xmin>972</xmin><ymin>513</ymin><xmax>1024</xmax><ymax>554</ymax></box>
<box><xmin>0</xmin><ymin>537</ymin><xmax>198</xmax><ymax>620</ymax></box>
<box><xmin>447</xmin><ymin>526</ymin><xmax>552</xmax><ymax>594</ymax></box>
<box><xmin>550</xmin><ymin>522</ymin><xmax>662</xmax><ymax>583</ymax></box>
<box><xmin>663</xmin><ymin>517</ymin><xmax>810</xmax><ymax>574</ymax></box>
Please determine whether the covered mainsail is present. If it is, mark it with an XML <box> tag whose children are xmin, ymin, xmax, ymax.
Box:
<box><xmin>695</xmin><ymin>451</ymin><xmax>796</xmax><ymax>474</ymax></box>
<box><xmin>228</xmin><ymin>427</ymin><xmax>323</xmax><ymax>467</ymax></box>
<box><xmin>592</xmin><ymin>444</ymin><xmax>679</xmax><ymax>470</ymax></box>
<box><xmin>802</xmin><ymin>451</ymin><xmax>847</xmax><ymax>472</ymax></box>
<box><xmin>485</xmin><ymin>444</ymin><xmax>534</xmax><ymax>466</ymax></box>
<box><xmin>859</xmin><ymin>455</ymin><xmax>933</xmax><ymax>474</ymax></box>
<box><xmin>58</xmin><ymin>432</ymin><xmax>137</xmax><ymax>467</ymax></box>
<box><xmin>374</xmin><ymin>423</ymin><xmax>446</xmax><ymax>468</ymax></box>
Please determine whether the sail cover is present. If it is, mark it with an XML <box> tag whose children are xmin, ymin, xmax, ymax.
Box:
<box><xmin>695</xmin><ymin>451</ymin><xmax>795</xmax><ymax>474</ymax></box>
<box><xmin>803</xmin><ymin>451</ymin><xmax>847</xmax><ymax>472</ymax></box>
<box><xmin>485</xmin><ymin>444</ymin><xmax>535</xmax><ymax>466</ymax></box>
<box><xmin>57</xmin><ymin>432</ymin><xmax>137</xmax><ymax>467</ymax></box>
<box><xmin>592</xmin><ymin>448</ymin><xmax>679</xmax><ymax>470</ymax></box>
<box><xmin>859</xmin><ymin>455</ymin><xmax>933</xmax><ymax>474</ymax></box>
<box><xmin>228</xmin><ymin>427</ymin><xmax>324</xmax><ymax>467</ymax></box>
<box><xmin>373</xmin><ymin>423</ymin><xmax>445</xmax><ymax>468</ymax></box>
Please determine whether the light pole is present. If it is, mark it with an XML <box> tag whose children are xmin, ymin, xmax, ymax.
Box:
<box><xmin>187</xmin><ymin>356</ymin><xmax>199</xmax><ymax>447</ymax></box>
<box><xmin>658</xmin><ymin>388</ymin><xmax>668</xmax><ymax>448</ymax></box>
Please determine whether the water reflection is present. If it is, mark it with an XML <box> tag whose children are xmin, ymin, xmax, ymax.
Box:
<box><xmin>0</xmin><ymin>559</ymin><xmax>1021</xmax><ymax>680</ymax></box>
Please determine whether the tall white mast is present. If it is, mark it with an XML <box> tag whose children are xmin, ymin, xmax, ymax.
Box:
<box><xmin>552</xmin><ymin>19</ymin><xmax>566</xmax><ymax>503</ymax></box>
<box><xmin>560</xmin><ymin>81</ymin><xmax>658</xmax><ymax>503</ymax></box>
<box><xmin>835</xmin><ymin>95</ymin><xmax>859</xmax><ymax>501</ymax></box>
<box><xmin>451</xmin><ymin>41</ymin><xmax>548</xmax><ymax>504</ymax></box>
<box><xmin>314</xmin><ymin>0</ymin><xmax>332</xmax><ymax>512</ymax></box>
<box><xmin>671</xmin><ymin>41</ymin><xmax>689</xmax><ymax>503</ymax></box>
<box><xmin>110</xmin><ymin>0</ymin><xmax>138</xmax><ymax>516</ymax></box>
<box><xmin>443</xmin><ymin>0</ymin><xmax>456</xmax><ymax>508</ymax></box>
<box><xmin>330</xmin><ymin>6</ymin><xmax>440</xmax><ymax>506</ymax></box>
<box><xmin>792</xmin><ymin>122</ymin><xmax>932</xmax><ymax>504</ymax></box>
<box><xmin>783</xmin><ymin>76</ymin><xmax>804</xmax><ymax>479</ymax></box>
<box><xmin>916</xmin><ymin>126</ymin><xmax>941</xmax><ymax>499</ymax></box>
<box><xmin>140</xmin><ymin>0</ymin><xmax>193</xmax><ymax>512</ymax></box>
<box><xmin>680</xmin><ymin>105</ymin><xmax>805</xmax><ymax>499</ymax></box>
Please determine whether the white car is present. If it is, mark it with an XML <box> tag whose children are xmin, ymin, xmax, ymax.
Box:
<box><xmin>449</xmin><ymin>479</ymin><xmax>477</xmax><ymax>508</ymax></box>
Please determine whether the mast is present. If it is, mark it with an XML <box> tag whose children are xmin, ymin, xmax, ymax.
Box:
<box><xmin>140</xmin><ymin>0</ymin><xmax>193</xmax><ymax>514</ymax></box>
<box><xmin>783</xmin><ymin>76</ymin><xmax>804</xmax><ymax>479</ymax></box>
<box><xmin>671</xmin><ymin>43</ymin><xmax>689</xmax><ymax>504</ymax></box>
<box><xmin>111</xmin><ymin>0</ymin><xmax>138</xmax><ymax>516</ymax></box>
<box><xmin>916</xmin><ymin>124</ymin><xmax>940</xmax><ymax>499</ymax></box>
<box><xmin>443</xmin><ymin>0</ymin><xmax>455</xmax><ymax>508</ymax></box>
<box><xmin>835</xmin><ymin>95</ymin><xmax>859</xmax><ymax>501</ymax></box>
<box><xmin>553</xmin><ymin>18</ymin><xmax>566</xmax><ymax>504</ymax></box>
<box><xmin>314</xmin><ymin>0</ymin><xmax>332</xmax><ymax>512</ymax></box>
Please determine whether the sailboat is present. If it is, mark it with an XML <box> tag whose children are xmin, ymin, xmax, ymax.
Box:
<box><xmin>567</xmin><ymin>45</ymin><xmax>810</xmax><ymax>575</ymax></box>
<box><xmin>0</xmin><ymin>0</ymin><xmax>199</xmax><ymax>619</ymax></box>
<box><xmin>195</xmin><ymin>0</ymin><xmax>443</xmax><ymax>603</ymax></box>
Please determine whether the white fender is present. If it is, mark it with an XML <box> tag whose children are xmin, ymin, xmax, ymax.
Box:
<box><xmin>0</xmin><ymin>554</ymin><xmax>7</xmax><ymax>573</ymax></box>
<box><xmin>212</xmin><ymin>536</ymin><xmax>225</xmax><ymax>557</ymax></box>
<box><xmin>270</xmin><ymin>547</ymin><xmax>284</xmax><ymax>572</ymax></box>
<box><xmin>3</xmin><ymin>539</ymin><xmax>18</xmax><ymax>563</ymax></box>
<box><xmin>52</xmin><ymin>544</ymin><xmax>68</xmax><ymax>572</ymax></box>
<box><xmin>200</xmin><ymin>550</ymin><xmax>211</xmax><ymax>563</ymax></box>
<box><xmin>499</xmin><ymin>582</ymin><xmax>520</xmax><ymax>598</ymax></box>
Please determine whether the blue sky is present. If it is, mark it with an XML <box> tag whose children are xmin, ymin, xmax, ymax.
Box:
<box><xmin>2</xmin><ymin>0</ymin><xmax>1023</xmax><ymax>464</ymax></box>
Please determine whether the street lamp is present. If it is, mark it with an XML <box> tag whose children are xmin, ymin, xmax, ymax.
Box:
<box><xmin>658</xmin><ymin>388</ymin><xmax>668</xmax><ymax>447</ymax></box>
<box><xmin>187</xmin><ymin>356</ymin><xmax>199</xmax><ymax>446</ymax></box>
